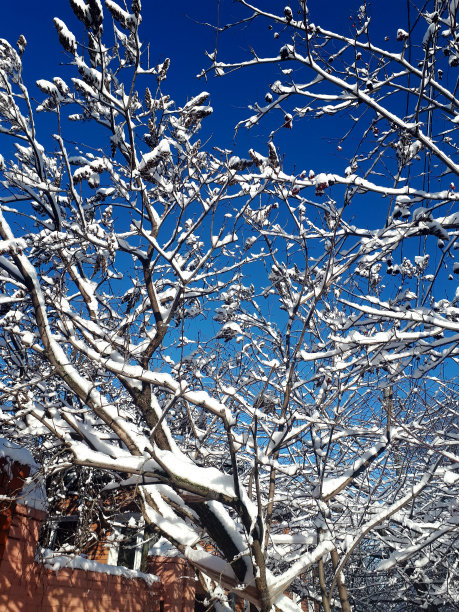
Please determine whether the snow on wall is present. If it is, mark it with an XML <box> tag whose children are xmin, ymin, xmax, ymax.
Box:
<box><xmin>17</xmin><ymin>476</ymin><xmax>48</xmax><ymax>511</ymax></box>
<box><xmin>0</xmin><ymin>437</ymin><xmax>38</xmax><ymax>468</ymax></box>
<box><xmin>0</xmin><ymin>437</ymin><xmax>47</xmax><ymax>510</ymax></box>
<box><xmin>38</xmin><ymin>547</ymin><xmax>160</xmax><ymax>586</ymax></box>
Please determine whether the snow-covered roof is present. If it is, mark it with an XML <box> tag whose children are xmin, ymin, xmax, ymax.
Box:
<box><xmin>39</xmin><ymin>548</ymin><xmax>160</xmax><ymax>585</ymax></box>
<box><xmin>0</xmin><ymin>437</ymin><xmax>38</xmax><ymax>468</ymax></box>
<box><xmin>149</xmin><ymin>536</ymin><xmax>181</xmax><ymax>558</ymax></box>
<box><xmin>18</xmin><ymin>476</ymin><xmax>48</xmax><ymax>511</ymax></box>
<box><xmin>0</xmin><ymin>437</ymin><xmax>46</xmax><ymax>511</ymax></box>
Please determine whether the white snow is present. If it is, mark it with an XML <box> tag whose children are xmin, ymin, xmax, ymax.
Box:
<box><xmin>0</xmin><ymin>438</ymin><xmax>38</xmax><ymax>467</ymax></box>
<box><xmin>0</xmin><ymin>238</ymin><xmax>27</xmax><ymax>254</ymax></box>
<box><xmin>149</xmin><ymin>536</ymin><xmax>181</xmax><ymax>557</ymax></box>
<box><xmin>138</xmin><ymin>140</ymin><xmax>171</xmax><ymax>172</ymax></box>
<box><xmin>141</xmin><ymin>485</ymin><xmax>200</xmax><ymax>547</ymax></box>
<box><xmin>38</xmin><ymin>548</ymin><xmax>159</xmax><ymax>585</ymax></box>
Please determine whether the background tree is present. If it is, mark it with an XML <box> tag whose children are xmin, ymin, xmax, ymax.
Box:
<box><xmin>0</xmin><ymin>1</ymin><xmax>458</xmax><ymax>611</ymax></box>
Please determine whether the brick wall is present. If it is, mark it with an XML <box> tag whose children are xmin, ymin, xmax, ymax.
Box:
<box><xmin>148</xmin><ymin>556</ymin><xmax>195</xmax><ymax>612</ymax></box>
<box><xmin>0</xmin><ymin>457</ymin><xmax>31</xmax><ymax>564</ymax></box>
<box><xmin>0</xmin><ymin>453</ymin><xmax>196</xmax><ymax>612</ymax></box>
<box><xmin>0</xmin><ymin>503</ymin><xmax>164</xmax><ymax>612</ymax></box>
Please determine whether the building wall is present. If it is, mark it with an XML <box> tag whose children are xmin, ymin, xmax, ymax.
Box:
<box><xmin>0</xmin><ymin>502</ymin><xmax>165</xmax><ymax>612</ymax></box>
<box><xmin>148</xmin><ymin>556</ymin><xmax>195</xmax><ymax>612</ymax></box>
<box><xmin>0</xmin><ymin>457</ymin><xmax>31</xmax><ymax>564</ymax></box>
<box><xmin>0</xmin><ymin>456</ymin><xmax>195</xmax><ymax>612</ymax></box>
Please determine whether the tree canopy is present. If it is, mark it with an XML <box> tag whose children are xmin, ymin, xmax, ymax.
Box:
<box><xmin>0</xmin><ymin>1</ymin><xmax>458</xmax><ymax>610</ymax></box>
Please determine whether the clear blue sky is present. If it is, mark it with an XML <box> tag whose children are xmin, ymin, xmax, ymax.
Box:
<box><xmin>2</xmin><ymin>0</ymin><xmax>450</xmax><ymax>284</ymax></box>
<box><xmin>1</xmin><ymin>1</ymin><xmax>455</xmax><ymax>379</ymax></box>
<box><xmin>1</xmin><ymin>0</ymin><xmax>409</xmax><ymax>161</ymax></box>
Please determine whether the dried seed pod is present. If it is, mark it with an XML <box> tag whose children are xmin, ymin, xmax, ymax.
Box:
<box><xmin>54</xmin><ymin>19</ymin><xmax>77</xmax><ymax>55</ymax></box>
<box><xmin>157</xmin><ymin>58</ymin><xmax>170</xmax><ymax>83</ymax></box>
<box><xmin>148</xmin><ymin>117</ymin><xmax>157</xmax><ymax>138</ymax></box>
<box><xmin>268</xmin><ymin>141</ymin><xmax>279</xmax><ymax>169</ymax></box>
<box><xmin>145</xmin><ymin>87</ymin><xmax>152</xmax><ymax>110</ymax></box>
<box><xmin>69</xmin><ymin>0</ymin><xmax>92</xmax><ymax>28</ymax></box>
<box><xmin>105</xmin><ymin>0</ymin><xmax>136</xmax><ymax>30</ymax></box>
<box><xmin>16</xmin><ymin>35</ymin><xmax>27</xmax><ymax>56</ymax></box>
<box><xmin>88</xmin><ymin>0</ymin><xmax>104</xmax><ymax>31</ymax></box>
<box><xmin>132</xmin><ymin>0</ymin><xmax>141</xmax><ymax>18</ymax></box>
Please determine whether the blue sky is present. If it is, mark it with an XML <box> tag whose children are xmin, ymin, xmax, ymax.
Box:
<box><xmin>0</xmin><ymin>1</ymin><xmax>456</xmax><ymax>383</ymax></box>
<box><xmin>1</xmin><ymin>0</ymin><xmax>411</xmax><ymax>160</ymax></box>
<box><xmin>1</xmin><ymin>1</ymin><xmax>454</xmax><ymax>297</ymax></box>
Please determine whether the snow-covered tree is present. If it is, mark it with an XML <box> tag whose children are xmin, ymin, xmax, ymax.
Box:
<box><xmin>0</xmin><ymin>1</ymin><xmax>458</xmax><ymax>611</ymax></box>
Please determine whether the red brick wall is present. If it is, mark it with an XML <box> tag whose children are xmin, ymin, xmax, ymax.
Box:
<box><xmin>148</xmin><ymin>556</ymin><xmax>195</xmax><ymax>612</ymax></box>
<box><xmin>0</xmin><ymin>453</ymin><xmax>198</xmax><ymax>612</ymax></box>
<box><xmin>0</xmin><ymin>503</ymin><xmax>165</xmax><ymax>612</ymax></box>
<box><xmin>0</xmin><ymin>457</ymin><xmax>31</xmax><ymax>564</ymax></box>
